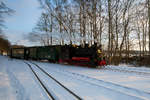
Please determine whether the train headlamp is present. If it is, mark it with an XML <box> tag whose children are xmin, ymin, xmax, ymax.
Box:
<box><xmin>72</xmin><ymin>44</ymin><xmax>77</xmax><ymax>47</ymax></box>
<box><xmin>97</xmin><ymin>49</ymin><xmax>101</xmax><ymax>54</ymax></box>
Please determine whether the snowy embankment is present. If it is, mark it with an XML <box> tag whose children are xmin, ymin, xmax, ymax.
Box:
<box><xmin>0</xmin><ymin>55</ymin><xmax>150</xmax><ymax>100</ymax></box>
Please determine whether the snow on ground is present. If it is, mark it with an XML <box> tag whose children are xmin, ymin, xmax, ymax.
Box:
<box><xmin>0</xmin><ymin>55</ymin><xmax>150</xmax><ymax>100</ymax></box>
<box><xmin>30</xmin><ymin>62</ymin><xmax>143</xmax><ymax>100</ymax></box>
<box><xmin>30</xmin><ymin>63</ymin><xmax>78</xmax><ymax>100</ymax></box>
<box><xmin>34</xmin><ymin>61</ymin><xmax>150</xmax><ymax>100</ymax></box>
<box><xmin>35</xmin><ymin>61</ymin><xmax>150</xmax><ymax>93</ymax></box>
<box><xmin>0</xmin><ymin>55</ymin><xmax>50</xmax><ymax>100</ymax></box>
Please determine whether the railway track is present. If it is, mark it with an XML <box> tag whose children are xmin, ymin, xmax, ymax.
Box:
<box><xmin>29</xmin><ymin>62</ymin><xmax>150</xmax><ymax>100</ymax></box>
<box><xmin>24</xmin><ymin>62</ymin><xmax>82</xmax><ymax>100</ymax></box>
<box><xmin>25</xmin><ymin>62</ymin><xmax>55</xmax><ymax>100</ymax></box>
<box><xmin>104</xmin><ymin>66</ymin><xmax>150</xmax><ymax>76</ymax></box>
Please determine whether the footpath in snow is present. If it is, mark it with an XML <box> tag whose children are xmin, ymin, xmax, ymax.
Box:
<box><xmin>0</xmin><ymin>55</ymin><xmax>150</xmax><ymax>100</ymax></box>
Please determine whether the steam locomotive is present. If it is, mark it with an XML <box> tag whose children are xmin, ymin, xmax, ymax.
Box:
<box><xmin>10</xmin><ymin>44</ymin><xmax>106</xmax><ymax>67</ymax></box>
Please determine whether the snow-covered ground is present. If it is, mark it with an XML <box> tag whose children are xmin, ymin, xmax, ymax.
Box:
<box><xmin>0</xmin><ymin>56</ymin><xmax>50</xmax><ymax>100</ymax></box>
<box><xmin>0</xmin><ymin>55</ymin><xmax>150</xmax><ymax>100</ymax></box>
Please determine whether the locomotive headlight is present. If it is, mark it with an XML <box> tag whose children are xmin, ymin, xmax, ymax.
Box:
<box><xmin>97</xmin><ymin>49</ymin><xmax>101</xmax><ymax>54</ymax></box>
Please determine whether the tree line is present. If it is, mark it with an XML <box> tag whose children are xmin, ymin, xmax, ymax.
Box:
<box><xmin>29</xmin><ymin>0</ymin><xmax>150</xmax><ymax>64</ymax></box>
<box><xmin>0</xmin><ymin>1</ymin><xmax>13</xmax><ymax>54</ymax></box>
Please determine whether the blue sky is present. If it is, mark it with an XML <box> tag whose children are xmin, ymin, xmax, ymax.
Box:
<box><xmin>3</xmin><ymin>0</ymin><xmax>42</xmax><ymax>46</ymax></box>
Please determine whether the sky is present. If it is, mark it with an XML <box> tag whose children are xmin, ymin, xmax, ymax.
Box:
<box><xmin>3</xmin><ymin>0</ymin><xmax>42</xmax><ymax>46</ymax></box>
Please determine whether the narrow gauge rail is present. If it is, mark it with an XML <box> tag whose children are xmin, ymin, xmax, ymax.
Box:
<box><xmin>25</xmin><ymin>62</ymin><xmax>82</xmax><ymax>100</ymax></box>
<box><xmin>25</xmin><ymin>62</ymin><xmax>55</xmax><ymax>100</ymax></box>
<box><xmin>104</xmin><ymin>67</ymin><xmax>150</xmax><ymax>76</ymax></box>
<box><xmin>28</xmin><ymin>62</ymin><xmax>150</xmax><ymax>100</ymax></box>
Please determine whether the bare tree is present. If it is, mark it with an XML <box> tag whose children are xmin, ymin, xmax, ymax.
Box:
<box><xmin>0</xmin><ymin>35</ymin><xmax>10</xmax><ymax>54</ymax></box>
<box><xmin>30</xmin><ymin>0</ymin><xmax>149</xmax><ymax>65</ymax></box>
<box><xmin>0</xmin><ymin>2</ymin><xmax>14</xmax><ymax>33</ymax></box>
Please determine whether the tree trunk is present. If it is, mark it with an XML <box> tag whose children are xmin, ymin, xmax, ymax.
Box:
<box><xmin>148</xmin><ymin>0</ymin><xmax>150</xmax><ymax>55</ymax></box>
<box><xmin>108</xmin><ymin>0</ymin><xmax>113</xmax><ymax>61</ymax></box>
